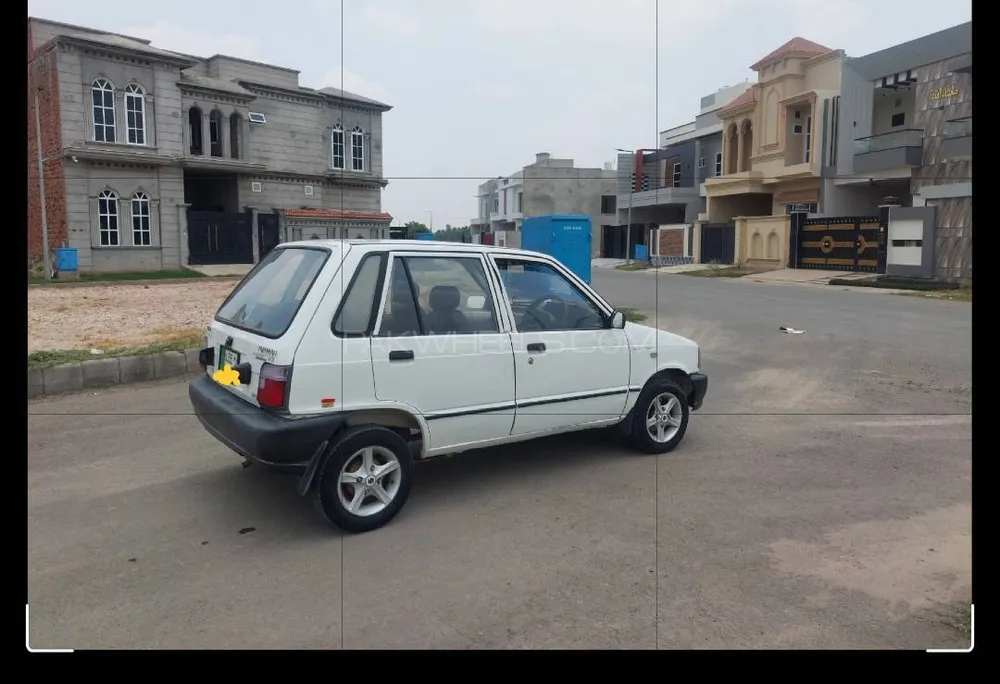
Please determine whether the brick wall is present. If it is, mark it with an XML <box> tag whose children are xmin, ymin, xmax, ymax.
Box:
<box><xmin>658</xmin><ymin>228</ymin><xmax>684</xmax><ymax>257</ymax></box>
<box><xmin>27</xmin><ymin>39</ymin><xmax>67</xmax><ymax>262</ymax></box>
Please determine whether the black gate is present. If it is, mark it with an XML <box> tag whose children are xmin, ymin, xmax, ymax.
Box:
<box><xmin>700</xmin><ymin>222</ymin><xmax>735</xmax><ymax>264</ymax></box>
<box><xmin>796</xmin><ymin>216</ymin><xmax>884</xmax><ymax>273</ymax></box>
<box><xmin>187</xmin><ymin>211</ymin><xmax>254</xmax><ymax>265</ymax></box>
<box><xmin>258</xmin><ymin>213</ymin><xmax>281</xmax><ymax>259</ymax></box>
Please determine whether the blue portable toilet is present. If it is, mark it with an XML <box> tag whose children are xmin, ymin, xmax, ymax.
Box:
<box><xmin>520</xmin><ymin>215</ymin><xmax>592</xmax><ymax>284</ymax></box>
<box><xmin>415</xmin><ymin>232</ymin><xmax>434</xmax><ymax>241</ymax></box>
<box><xmin>55</xmin><ymin>247</ymin><xmax>79</xmax><ymax>273</ymax></box>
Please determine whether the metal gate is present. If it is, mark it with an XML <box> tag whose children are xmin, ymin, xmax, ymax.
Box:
<box><xmin>187</xmin><ymin>211</ymin><xmax>254</xmax><ymax>265</ymax></box>
<box><xmin>700</xmin><ymin>222</ymin><xmax>735</xmax><ymax>264</ymax></box>
<box><xmin>796</xmin><ymin>216</ymin><xmax>885</xmax><ymax>273</ymax></box>
<box><xmin>257</xmin><ymin>212</ymin><xmax>281</xmax><ymax>259</ymax></box>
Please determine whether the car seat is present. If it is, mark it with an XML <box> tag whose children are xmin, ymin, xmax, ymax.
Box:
<box><xmin>382</xmin><ymin>279</ymin><xmax>422</xmax><ymax>336</ymax></box>
<box><xmin>425</xmin><ymin>285</ymin><xmax>468</xmax><ymax>334</ymax></box>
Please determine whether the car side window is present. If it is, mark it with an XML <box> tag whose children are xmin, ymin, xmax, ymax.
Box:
<box><xmin>379</xmin><ymin>256</ymin><xmax>499</xmax><ymax>335</ymax></box>
<box><xmin>493</xmin><ymin>258</ymin><xmax>606</xmax><ymax>332</ymax></box>
<box><xmin>332</xmin><ymin>253</ymin><xmax>385</xmax><ymax>337</ymax></box>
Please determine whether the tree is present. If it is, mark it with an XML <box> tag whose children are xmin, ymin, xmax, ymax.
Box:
<box><xmin>402</xmin><ymin>221</ymin><xmax>429</xmax><ymax>239</ymax></box>
<box><xmin>433</xmin><ymin>224</ymin><xmax>471</xmax><ymax>243</ymax></box>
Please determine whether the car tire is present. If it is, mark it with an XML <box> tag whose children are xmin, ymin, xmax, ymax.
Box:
<box><xmin>629</xmin><ymin>380</ymin><xmax>689</xmax><ymax>454</ymax></box>
<box><xmin>313</xmin><ymin>425</ymin><xmax>415</xmax><ymax>533</ymax></box>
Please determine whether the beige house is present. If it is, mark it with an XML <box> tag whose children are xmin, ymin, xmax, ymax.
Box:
<box><xmin>705</xmin><ymin>38</ymin><xmax>845</xmax><ymax>223</ymax></box>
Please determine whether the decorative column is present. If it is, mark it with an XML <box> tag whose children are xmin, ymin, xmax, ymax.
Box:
<box><xmin>736</xmin><ymin>124</ymin><xmax>746</xmax><ymax>174</ymax></box>
<box><xmin>202</xmin><ymin>113</ymin><xmax>212</xmax><ymax>157</ymax></box>
<box><xmin>249</xmin><ymin>208</ymin><xmax>260</xmax><ymax>263</ymax></box>
<box><xmin>178</xmin><ymin>203</ymin><xmax>191</xmax><ymax>266</ymax></box>
<box><xmin>221</xmin><ymin>115</ymin><xmax>231</xmax><ymax>158</ymax></box>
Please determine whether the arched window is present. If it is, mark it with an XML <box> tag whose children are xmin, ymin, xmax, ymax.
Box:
<box><xmin>131</xmin><ymin>192</ymin><xmax>151</xmax><ymax>246</ymax></box>
<box><xmin>331</xmin><ymin>124</ymin><xmax>345</xmax><ymax>169</ymax></box>
<box><xmin>229</xmin><ymin>112</ymin><xmax>241</xmax><ymax>159</ymax></box>
<box><xmin>97</xmin><ymin>189</ymin><xmax>119</xmax><ymax>246</ymax></box>
<box><xmin>92</xmin><ymin>78</ymin><xmax>116</xmax><ymax>143</ymax></box>
<box><xmin>124</xmin><ymin>83</ymin><xmax>146</xmax><ymax>145</ymax></box>
<box><xmin>188</xmin><ymin>107</ymin><xmax>203</xmax><ymax>155</ymax></box>
<box><xmin>351</xmin><ymin>126</ymin><xmax>365</xmax><ymax>171</ymax></box>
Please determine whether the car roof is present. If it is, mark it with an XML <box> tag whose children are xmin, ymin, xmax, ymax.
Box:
<box><xmin>280</xmin><ymin>239</ymin><xmax>551</xmax><ymax>260</ymax></box>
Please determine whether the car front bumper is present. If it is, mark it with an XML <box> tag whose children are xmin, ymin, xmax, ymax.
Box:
<box><xmin>689</xmin><ymin>372</ymin><xmax>708</xmax><ymax>411</ymax></box>
<box><xmin>188</xmin><ymin>375</ymin><xmax>344</xmax><ymax>467</ymax></box>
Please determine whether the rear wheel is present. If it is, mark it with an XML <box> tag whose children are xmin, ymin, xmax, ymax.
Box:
<box><xmin>629</xmin><ymin>381</ymin><xmax>689</xmax><ymax>454</ymax></box>
<box><xmin>314</xmin><ymin>426</ymin><xmax>414</xmax><ymax>533</ymax></box>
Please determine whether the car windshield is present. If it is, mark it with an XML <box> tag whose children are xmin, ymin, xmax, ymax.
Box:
<box><xmin>216</xmin><ymin>247</ymin><xmax>330</xmax><ymax>338</ymax></box>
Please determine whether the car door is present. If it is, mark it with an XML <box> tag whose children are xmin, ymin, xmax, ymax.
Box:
<box><xmin>491</xmin><ymin>255</ymin><xmax>631</xmax><ymax>436</ymax></box>
<box><xmin>370</xmin><ymin>252</ymin><xmax>516</xmax><ymax>453</ymax></box>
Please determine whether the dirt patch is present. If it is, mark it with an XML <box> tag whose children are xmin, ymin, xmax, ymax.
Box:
<box><xmin>768</xmin><ymin>504</ymin><xmax>971</xmax><ymax>613</ymax></box>
<box><xmin>28</xmin><ymin>280</ymin><xmax>238</xmax><ymax>353</ymax></box>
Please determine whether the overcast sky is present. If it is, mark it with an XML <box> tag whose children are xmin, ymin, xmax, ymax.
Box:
<box><xmin>29</xmin><ymin>0</ymin><xmax>971</xmax><ymax>228</ymax></box>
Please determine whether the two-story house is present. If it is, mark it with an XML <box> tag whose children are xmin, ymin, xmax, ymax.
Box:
<box><xmin>473</xmin><ymin>153</ymin><xmax>617</xmax><ymax>254</ymax></box>
<box><xmin>824</xmin><ymin>22</ymin><xmax>971</xmax><ymax>281</ymax></box>
<box><xmin>27</xmin><ymin>17</ymin><xmax>392</xmax><ymax>274</ymax></box>
<box><xmin>704</xmin><ymin>38</ymin><xmax>845</xmax><ymax>224</ymax></box>
<box><xmin>611</xmin><ymin>82</ymin><xmax>751</xmax><ymax>261</ymax></box>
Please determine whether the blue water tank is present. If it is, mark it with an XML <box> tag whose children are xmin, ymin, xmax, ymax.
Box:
<box><xmin>55</xmin><ymin>247</ymin><xmax>79</xmax><ymax>272</ymax></box>
<box><xmin>415</xmin><ymin>232</ymin><xmax>434</xmax><ymax>241</ymax></box>
<box><xmin>520</xmin><ymin>215</ymin><xmax>593</xmax><ymax>284</ymax></box>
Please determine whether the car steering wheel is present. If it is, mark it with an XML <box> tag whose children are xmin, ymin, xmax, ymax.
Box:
<box><xmin>525</xmin><ymin>295</ymin><xmax>568</xmax><ymax>330</ymax></box>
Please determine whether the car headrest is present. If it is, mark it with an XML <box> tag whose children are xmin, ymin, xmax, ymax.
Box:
<box><xmin>429</xmin><ymin>285</ymin><xmax>460</xmax><ymax>311</ymax></box>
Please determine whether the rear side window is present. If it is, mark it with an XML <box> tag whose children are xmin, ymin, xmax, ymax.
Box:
<box><xmin>216</xmin><ymin>247</ymin><xmax>329</xmax><ymax>338</ymax></box>
<box><xmin>333</xmin><ymin>253</ymin><xmax>386</xmax><ymax>337</ymax></box>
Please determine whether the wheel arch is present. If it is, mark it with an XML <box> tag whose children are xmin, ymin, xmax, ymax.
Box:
<box><xmin>298</xmin><ymin>405</ymin><xmax>428</xmax><ymax>496</ymax></box>
<box><xmin>620</xmin><ymin>367</ymin><xmax>694</xmax><ymax>437</ymax></box>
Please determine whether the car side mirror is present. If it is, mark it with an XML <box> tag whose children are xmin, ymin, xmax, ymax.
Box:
<box><xmin>610</xmin><ymin>310</ymin><xmax>626</xmax><ymax>329</ymax></box>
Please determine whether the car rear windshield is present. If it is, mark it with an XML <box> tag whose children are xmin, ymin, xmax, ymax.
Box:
<box><xmin>216</xmin><ymin>247</ymin><xmax>330</xmax><ymax>338</ymax></box>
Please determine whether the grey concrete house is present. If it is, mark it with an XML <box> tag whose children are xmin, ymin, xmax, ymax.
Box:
<box><xmin>27</xmin><ymin>17</ymin><xmax>392</xmax><ymax>274</ymax></box>
<box><xmin>610</xmin><ymin>82</ymin><xmax>750</xmax><ymax>260</ymax></box>
<box><xmin>823</xmin><ymin>21</ymin><xmax>971</xmax><ymax>281</ymax></box>
<box><xmin>472</xmin><ymin>153</ymin><xmax>617</xmax><ymax>254</ymax></box>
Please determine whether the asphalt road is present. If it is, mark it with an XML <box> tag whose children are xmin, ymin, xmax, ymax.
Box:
<box><xmin>28</xmin><ymin>271</ymin><xmax>972</xmax><ymax>649</ymax></box>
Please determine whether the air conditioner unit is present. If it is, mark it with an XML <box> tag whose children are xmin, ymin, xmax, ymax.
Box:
<box><xmin>792</xmin><ymin>124</ymin><xmax>804</xmax><ymax>135</ymax></box>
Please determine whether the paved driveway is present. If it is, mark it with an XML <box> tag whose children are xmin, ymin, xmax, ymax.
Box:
<box><xmin>27</xmin><ymin>273</ymin><xmax>971</xmax><ymax>649</ymax></box>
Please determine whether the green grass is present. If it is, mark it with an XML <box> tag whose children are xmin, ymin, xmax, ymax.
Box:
<box><xmin>615</xmin><ymin>262</ymin><xmax>655</xmax><ymax>271</ymax></box>
<box><xmin>618</xmin><ymin>307</ymin><xmax>647</xmax><ymax>323</ymax></box>
<box><xmin>679</xmin><ymin>265</ymin><xmax>749</xmax><ymax>278</ymax></box>
<box><xmin>829</xmin><ymin>275</ymin><xmax>962</xmax><ymax>291</ymax></box>
<box><xmin>28</xmin><ymin>329</ymin><xmax>204</xmax><ymax>371</ymax></box>
<box><xmin>29</xmin><ymin>268</ymin><xmax>208</xmax><ymax>285</ymax></box>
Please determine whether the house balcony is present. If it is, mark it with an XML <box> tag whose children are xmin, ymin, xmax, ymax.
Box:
<box><xmin>617</xmin><ymin>185</ymin><xmax>699</xmax><ymax>209</ymax></box>
<box><xmin>853</xmin><ymin>129</ymin><xmax>923</xmax><ymax>175</ymax></box>
<box><xmin>940</xmin><ymin>117</ymin><xmax>972</xmax><ymax>161</ymax></box>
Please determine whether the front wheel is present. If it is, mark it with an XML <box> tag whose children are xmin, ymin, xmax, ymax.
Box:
<box><xmin>314</xmin><ymin>426</ymin><xmax>414</xmax><ymax>533</ymax></box>
<box><xmin>629</xmin><ymin>381</ymin><xmax>689</xmax><ymax>454</ymax></box>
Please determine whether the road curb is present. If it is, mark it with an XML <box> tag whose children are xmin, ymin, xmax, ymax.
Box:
<box><xmin>28</xmin><ymin>348</ymin><xmax>202</xmax><ymax>398</ymax></box>
<box><xmin>28</xmin><ymin>276</ymin><xmax>242</xmax><ymax>289</ymax></box>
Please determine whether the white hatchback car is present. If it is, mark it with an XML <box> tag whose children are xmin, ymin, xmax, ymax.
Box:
<box><xmin>189</xmin><ymin>240</ymin><xmax>707</xmax><ymax>533</ymax></box>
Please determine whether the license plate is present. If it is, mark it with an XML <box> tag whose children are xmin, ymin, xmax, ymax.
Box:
<box><xmin>219</xmin><ymin>345</ymin><xmax>240</xmax><ymax>368</ymax></box>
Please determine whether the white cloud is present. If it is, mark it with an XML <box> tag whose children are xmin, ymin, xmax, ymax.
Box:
<box><xmin>318</xmin><ymin>66</ymin><xmax>394</xmax><ymax>104</ymax></box>
<box><xmin>363</xmin><ymin>4</ymin><xmax>420</xmax><ymax>37</ymax></box>
<box><xmin>473</xmin><ymin>82</ymin><xmax>521</xmax><ymax>101</ymax></box>
<box><xmin>120</xmin><ymin>21</ymin><xmax>262</xmax><ymax>59</ymax></box>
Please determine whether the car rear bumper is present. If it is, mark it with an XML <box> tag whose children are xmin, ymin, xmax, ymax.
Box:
<box><xmin>188</xmin><ymin>375</ymin><xmax>345</xmax><ymax>467</ymax></box>
<box><xmin>689</xmin><ymin>372</ymin><xmax>708</xmax><ymax>411</ymax></box>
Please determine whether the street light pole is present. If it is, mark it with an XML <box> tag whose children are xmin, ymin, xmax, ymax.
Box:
<box><xmin>34</xmin><ymin>89</ymin><xmax>52</xmax><ymax>281</ymax></box>
<box><xmin>427</xmin><ymin>210</ymin><xmax>434</xmax><ymax>232</ymax></box>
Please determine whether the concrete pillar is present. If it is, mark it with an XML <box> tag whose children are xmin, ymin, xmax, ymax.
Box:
<box><xmin>249</xmin><ymin>208</ymin><xmax>261</xmax><ymax>262</ymax></box>
<box><xmin>178</xmin><ymin>203</ymin><xmax>191</xmax><ymax>266</ymax></box>
<box><xmin>221</xmin><ymin>115</ymin><xmax>231</xmax><ymax>158</ymax></box>
<box><xmin>202</xmin><ymin>113</ymin><xmax>212</xmax><ymax>157</ymax></box>
<box><xmin>736</xmin><ymin>125</ymin><xmax>746</xmax><ymax>174</ymax></box>
<box><xmin>693</xmin><ymin>138</ymin><xmax>702</xmax><ymax>186</ymax></box>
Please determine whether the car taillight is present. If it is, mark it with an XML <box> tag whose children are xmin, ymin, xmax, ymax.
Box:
<box><xmin>256</xmin><ymin>363</ymin><xmax>291</xmax><ymax>410</ymax></box>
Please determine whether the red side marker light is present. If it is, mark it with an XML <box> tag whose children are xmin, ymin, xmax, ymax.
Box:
<box><xmin>321</xmin><ymin>397</ymin><xmax>336</xmax><ymax>408</ymax></box>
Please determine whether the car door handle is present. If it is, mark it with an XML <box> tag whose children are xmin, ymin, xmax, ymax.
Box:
<box><xmin>526</xmin><ymin>343</ymin><xmax>546</xmax><ymax>352</ymax></box>
<box><xmin>389</xmin><ymin>350</ymin><xmax>414</xmax><ymax>361</ymax></box>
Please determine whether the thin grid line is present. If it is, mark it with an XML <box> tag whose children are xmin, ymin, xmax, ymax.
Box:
<box><xmin>339</xmin><ymin>0</ymin><xmax>346</xmax><ymax>652</ymax></box>
<box><xmin>653</xmin><ymin>0</ymin><xmax>659</xmax><ymax>650</ymax></box>
<box><xmin>25</xmin><ymin>412</ymin><xmax>973</xmax><ymax>417</ymax></box>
